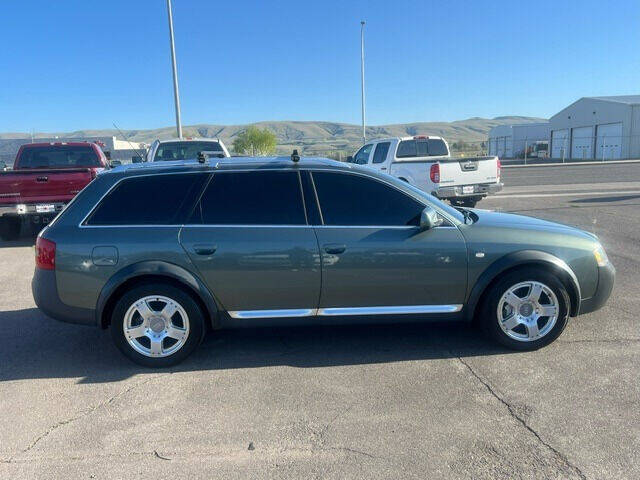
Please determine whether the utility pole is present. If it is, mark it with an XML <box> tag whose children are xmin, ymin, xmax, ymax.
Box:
<box><xmin>166</xmin><ymin>0</ymin><xmax>182</xmax><ymax>139</ymax></box>
<box><xmin>360</xmin><ymin>20</ymin><xmax>366</xmax><ymax>145</ymax></box>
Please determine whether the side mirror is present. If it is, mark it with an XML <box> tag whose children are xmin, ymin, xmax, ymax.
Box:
<box><xmin>346</xmin><ymin>156</ymin><xmax>353</xmax><ymax>163</ymax></box>
<box><xmin>0</xmin><ymin>160</ymin><xmax>7</xmax><ymax>171</ymax></box>
<box><xmin>131</xmin><ymin>155</ymin><xmax>143</xmax><ymax>163</ymax></box>
<box><xmin>110</xmin><ymin>160</ymin><xmax>122</xmax><ymax>167</ymax></box>
<box><xmin>419</xmin><ymin>206</ymin><xmax>443</xmax><ymax>231</ymax></box>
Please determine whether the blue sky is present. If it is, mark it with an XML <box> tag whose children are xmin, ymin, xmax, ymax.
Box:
<box><xmin>1</xmin><ymin>0</ymin><xmax>639</xmax><ymax>132</ymax></box>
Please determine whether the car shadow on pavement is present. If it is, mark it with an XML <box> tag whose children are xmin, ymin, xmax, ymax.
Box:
<box><xmin>0</xmin><ymin>237</ymin><xmax>36</xmax><ymax>248</ymax></box>
<box><xmin>0</xmin><ymin>308</ymin><xmax>514</xmax><ymax>384</ymax></box>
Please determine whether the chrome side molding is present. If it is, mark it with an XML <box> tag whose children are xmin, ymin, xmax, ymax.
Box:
<box><xmin>229</xmin><ymin>304</ymin><xmax>463</xmax><ymax>319</ymax></box>
<box><xmin>228</xmin><ymin>309</ymin><xmax>317</xmax><ymax>319</ymax></box>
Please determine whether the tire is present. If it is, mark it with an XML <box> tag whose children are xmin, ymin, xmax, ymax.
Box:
<box><xmin>110</xmin><ymin>282</ymin><xmax>206</xmax><ymax>367</ymax></box>
<box><xmin>481</xmin><ymin>268</ymin><xmax>570</xmax><ymax>351</ymax></box>
<box><xmin>0</xmin><ymin>217</ymin><xmax>21</xmax><ymax>241</ymax></box>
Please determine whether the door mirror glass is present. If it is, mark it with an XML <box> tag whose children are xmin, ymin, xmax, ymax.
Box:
<box><xmin>131</xmin><ymin>155</ymin><xmax>143</xmax><ymax>163</ymax></box>
<box><xmin>419</xmin><ymin>206</ymin><xmax>443</xmax><ymax>231</ymax></box>
<box><xmin>346</xmin><ymin>155</ymin><xmax>354</xmax><ymax>163</ymax></box>
<box><xmin>110</xmin><ymin>160</ymin><xmax>122</xmax><ymax>167</ymax></box>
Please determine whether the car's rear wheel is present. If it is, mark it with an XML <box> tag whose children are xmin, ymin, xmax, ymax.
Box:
<box><xmin>482</xmin><ymin>268</ymin><xmax>570</xmax><ymax>350</ymax></box>
<box><xmin>0</xmin><ymin>217</ymin><xmax>21</xmax><ymax>241</ymax></box>
<box><xmin>110</xmin><ymin>283</ymin><xmax>205</xmax><ymax>367</ymax></box>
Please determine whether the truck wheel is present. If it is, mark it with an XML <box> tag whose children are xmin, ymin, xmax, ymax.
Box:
<box><xmin>110</xmin><ymin>282</ymin><xmax>206</xmax><ymax>367</ymax></box>
<box><xmin>0</xmin><ymin>217</ymin><xmax>21</xmax><ymax>241</ymax></box>
<box><xmin>481</xmin><ymin>268</ymin><xmax>570</xmax><ymax>351</ymax></box>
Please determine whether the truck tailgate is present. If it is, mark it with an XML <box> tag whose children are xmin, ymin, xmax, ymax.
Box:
<box><xmin>0</xmin><ymin>168</ymin><xmax>93</xmax><ymax>204</ymax></box>
<box><xmin>438</xmin><ymin>156</ymin><xmax>499</xmax><ymax>186</ymax></box>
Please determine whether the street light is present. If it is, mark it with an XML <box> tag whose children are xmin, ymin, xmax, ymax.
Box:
<box><xmin>360</xmin><ymin>20</ymin><xmax>366</xmax><ymax>145</ymax></box>
<box><xmin>166</xmin><ymin>0</ymin><xmax>182</xmax><ymax>139</ymax></box>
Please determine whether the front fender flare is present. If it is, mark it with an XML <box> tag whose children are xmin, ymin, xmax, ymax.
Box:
<box><xmin>95</xmin><ymin>261</ymin><xmax>220</xmax><ymax>328</ymax></box>
<box><xmin>464</xmin><ymin>250</ymin><xmax>581</xmax><ymax>321</ymax></box>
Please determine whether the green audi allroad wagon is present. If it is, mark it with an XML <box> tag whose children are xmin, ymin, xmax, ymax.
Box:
<box><xmin>32</xmin><ymin>157</ymin><xmax>614</xmax><ymax>367</ymax></box>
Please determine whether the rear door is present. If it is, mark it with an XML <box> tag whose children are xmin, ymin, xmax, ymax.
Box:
<box><xmin>310</xmin><ymin>170</ymin><xmax>467</xmax><ymax>313</ymax></box>
<box><xmin>180</xmin><ymin>170</ymin><xmax>321</xmax><ymax>318</ymax></box>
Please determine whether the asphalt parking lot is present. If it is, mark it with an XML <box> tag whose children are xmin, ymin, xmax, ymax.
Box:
<box><xmin>1</xmin><ymin>163</ymin><xmax>638</xmax><ymax>479</ymax></box>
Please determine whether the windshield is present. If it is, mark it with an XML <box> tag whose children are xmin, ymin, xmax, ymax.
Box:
<box><xmin>17</xmin><ymin>145</ymin><xmax>100</xmax><ymax>168</ymax></box>
<box><xmin>154</xmin><ymin>141</ymin><xmax>223</xmax><ymax>161</ymax></box>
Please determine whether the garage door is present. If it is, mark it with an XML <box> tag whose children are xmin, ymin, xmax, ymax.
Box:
<box><xmin>596</xmin><ymin>123</ymin><xmax>622</xmax><ymax>160</ymax></box>
<box><xmin>571</xmin><ymin>126</ymin><xmax>593</xmax><ymax>160</ymax></box>
<box><xmin>551</xmin><ymin>129</ymin><xmax>569</xmax><ymax>159</ymax></box>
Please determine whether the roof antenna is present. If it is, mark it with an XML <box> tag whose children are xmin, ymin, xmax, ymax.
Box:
<box><xmin>291</xmin><ymin>149</ymin><xmax>300</xmax><ymax>163</ymax></box>
<box><xmin>197</xmin><ymin>151</ymin><xmax>207</xmax><ymax>164</ymax></box>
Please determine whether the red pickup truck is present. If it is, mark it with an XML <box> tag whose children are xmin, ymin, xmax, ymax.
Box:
<box><xmin>0</xmin><ymin>142</ymin><xmax>109</xmax><ymax>240</ymax></box>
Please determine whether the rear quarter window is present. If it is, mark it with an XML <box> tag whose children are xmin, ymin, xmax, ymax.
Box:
<box><xmin>85</xmin><ymin>173</ymin><xmax>208</xmax><ymax>225</ymax></box>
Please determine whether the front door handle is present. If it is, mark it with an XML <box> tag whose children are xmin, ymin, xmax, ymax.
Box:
<box><xmin>323</xmin><ymin>244</ymin><xmax>346</xmax><ymax>255</ymax></box>
<box><xmin>193</xmin><ymin>245</ymin><xmax>217</xmax><ymax>256</ymax></box>
<box><xmin>380</xmin><ymin>167</ymin><xmax>387</xmax><ymax>171</ymax></box>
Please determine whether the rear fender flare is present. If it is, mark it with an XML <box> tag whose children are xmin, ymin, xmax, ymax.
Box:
<box><xmin>96</xmin><ymin>261</ymin><xmax>220</xmax><ymax>329</ymax></box>
<box><xmin>465</xmin><ymin>250</ymin><xmax>581</xmax><ymax>320</ymax></box>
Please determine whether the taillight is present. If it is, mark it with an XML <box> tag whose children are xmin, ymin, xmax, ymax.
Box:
<box><xmin>35</xmin><ymin>237</ymin><xmax>56</xmax><ymax>270</ymax></box>
<box><xmin>497</xmin><ymin>159</ymin><xmax>501</xmax><ymax>179</ymax></box>
<box><xmin>430</xmin><ymin>163</ymin><xmax>440</xmax><ymax>183</ymax></box>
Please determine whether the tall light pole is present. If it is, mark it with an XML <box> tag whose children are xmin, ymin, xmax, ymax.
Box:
<box><xmin>360</xmin><ymin>20</ymin><xmax>366</xmax><ymax>145</ymax></box>
<box><xmin>166</xmin><ymin>0</ymin><xmax>182</xmax><ymax>139</ymax></box>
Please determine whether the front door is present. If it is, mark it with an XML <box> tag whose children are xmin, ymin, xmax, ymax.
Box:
<box><xmin>180</xmin><ymin>170</ymin><xmax>321</xmax><ymax>318</ymax></box>
<box><xmin>310</xmin><ymin>170</ymin><xmax>467</xmax><ymax>314</ymax></box>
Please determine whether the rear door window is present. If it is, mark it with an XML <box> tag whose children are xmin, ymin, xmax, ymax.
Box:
<box><xmin>18</xmin><ymin>145</ymin><xmax>100</xmax><ymax>168</ymax></box>
<box><xmin>189</xmin><ymin>171</ymin><xmax>306</xmax><ymax>225</ymax></box>
<box><xmin>312</xmin><ymin>171</ymin><xmax>424</xmax><ymax>226</ymax></box>
<box><xmin>372</xmin><ymin>142</ymin><xmax>391</xmax><ymax>164</ymax></box>
<box><xmin>85</xmin><ymin>173</ymin><xmax>208</xmax><ymax>225</ymax></box>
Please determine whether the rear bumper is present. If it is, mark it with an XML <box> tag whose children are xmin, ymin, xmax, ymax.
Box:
<box><xmin>32</xmin><ymin>268</ymin><xmax>95</xmax><ymax>326</ymax></box>
<box><xmin>433</xmin><ymin>182</ymin><xmax>503</xmax><ymax>199</ymax></box>
<box><xmin>0</xmin><ymin>202</ymin><xmax>65</xmax><ymax>216</ymax></box>
<box><xmin>578</xmin><ymin>262</ymin><xmax>615</xmax><ymax>315</ymax></box>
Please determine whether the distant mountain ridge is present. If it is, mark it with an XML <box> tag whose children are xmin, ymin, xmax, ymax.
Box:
<box><xmin>0</xmin><ymin>116</ymin><xmax>545</xmax><ymax>156</ymax></box>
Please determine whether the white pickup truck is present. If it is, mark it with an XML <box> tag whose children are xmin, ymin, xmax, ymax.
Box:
<box><xmin>146</xmin><ymin>138</ymin><xmax>230</xmax><ymax>162</ymax></box>
<box><xmin>348</xmin><ymin>136</ymin><xmax>502</xmax><ymax>207</ymax></box>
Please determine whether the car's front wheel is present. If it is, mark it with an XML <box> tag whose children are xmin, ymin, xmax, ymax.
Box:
<box><xmin>110</xmin><ymin>283</ymin><xmax>206</xmax><ymax>367</ymax></box>
<box><xmin>482</xmin><ymin>268</ymin><xmax>570</xmax><ymax>350</ymax></box>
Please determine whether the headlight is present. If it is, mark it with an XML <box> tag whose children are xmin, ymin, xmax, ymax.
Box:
<box><xmin>593</xmin><ymin>245</ymin><xmax>610</xmax><ymax>267</ymax></box>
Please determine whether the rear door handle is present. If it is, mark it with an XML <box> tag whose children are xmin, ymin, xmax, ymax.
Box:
<box><xmin>323</xmin><ymin>244</ymin><xmax>346</xmax><ymax>255</ymax></box>
<box><xmin>193</xmin><ymin>245</ymin><xmax>217</xmax><ymax>256</ymax></box>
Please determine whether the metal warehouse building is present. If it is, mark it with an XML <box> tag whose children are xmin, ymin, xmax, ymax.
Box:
<box><xmin>549</xmin><ymin>95</ymin><xmax>640</xmax><ymax>160</ymax></box>
<box><xmin>488</xmin><ymin>122</ymin><xmax>551</xmax><ymax>158</ymax></box>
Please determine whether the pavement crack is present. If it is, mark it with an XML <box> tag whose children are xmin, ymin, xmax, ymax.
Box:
<box><xmin>153</xmin><ymin>450</ymin><xmax>171</xmax><ymax>461</ymax></box>
<box><xmin>455</xmin><ymin>355</ymin><xmax>588</xmax><ymax>480</ymax></box>
<box><xmin>14</xmin><ymin>374</ymin><xmax>167</xmax><ymax>460</ymax></box>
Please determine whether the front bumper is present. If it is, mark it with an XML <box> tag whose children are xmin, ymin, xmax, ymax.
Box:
<box><xmin>578</xmin><ymin>261</ymin><xmax>615</xmax><ymax>315</ymax></box>
<box><xmin>0</xmin><ymin>202</ymin><xmax>65</xmax><ymax>216</ymax></box>
<box><xmin>32</xmin><ymin>268</ymin><xmax>95</xmax><ymax>326</ymax></box>
<box><xmin>434</xmin><ymin>182</ymin><xmax>503</xmax><ymax>199</ymax></box>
